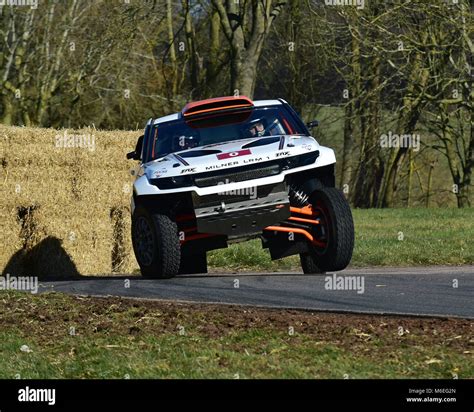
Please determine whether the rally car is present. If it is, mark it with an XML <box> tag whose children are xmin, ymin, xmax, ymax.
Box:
<box><xmin>127</xmin><ymin>96</ymin><xmax>354</xmax><ymax>278</ymax></box>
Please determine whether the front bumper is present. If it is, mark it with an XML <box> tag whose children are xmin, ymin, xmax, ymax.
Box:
<box><xmin>193</xmin><ymin>182</ymin><xmax>290</xmax><ymax>238</ymax></box>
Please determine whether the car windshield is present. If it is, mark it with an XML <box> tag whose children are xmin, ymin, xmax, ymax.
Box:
<box><xmin>146</xmin><ymin>105</ymin><xmax>306</xmax><ymax>162</ymax></box>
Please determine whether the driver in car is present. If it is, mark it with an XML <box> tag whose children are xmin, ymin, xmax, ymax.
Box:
<box><xmin>248</xmin><ymin>120</ymin><xmax>265</xmax><ymax>137</ymax></box>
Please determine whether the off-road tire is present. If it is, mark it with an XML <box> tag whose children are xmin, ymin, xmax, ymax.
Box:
<box><xmin>300</xmin><ymin>187</ymin><xmax>354</xmax><ymax>273</ymax></box>
<box><xmin>300</xmin><ymin>253</ymin><xmax>326</xmax><ymax>274</ymax></box>
<box><xmin>132</xmin><ymin>207</ymin><xmax>181</xmax><ymax>279</ymax></box>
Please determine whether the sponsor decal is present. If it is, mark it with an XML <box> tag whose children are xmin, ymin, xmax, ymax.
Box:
<box><xmin>217</xmin><ymin>149</ymin><xmax>252</xmax><ymax>160</ymax></box>
<box><xmin>205</xmin><ymin>155</ymin><xmax>278</xmax><ymax>170</ymax></box>
<box><xmin>181</xmin><ymin>167</ymin><xmax>196</xmax><ymax>174</ymax></box>
<box><xmin>205</xmin><ymin>161</ymin><xmax>239</xmax><ymax>170</ymax></box>
<box><xmin>242</xmin><ymin>157</ymin><xmax>263</xmax><ymax>164</ymax></box>
<box><xmin>153</xmin><ymin>168</ymin><xmax>167</xmax><ymax>177</ymax></box>
<box><xmin>275</xmin><ymin>151</ymin><xmax>290</xmax><ymax>157</ymax></box>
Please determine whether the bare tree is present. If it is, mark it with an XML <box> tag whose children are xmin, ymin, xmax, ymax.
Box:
<box><xmin>211</xmin><ymin>0</ymin><xmax>287</xmax><ymax>97</ymax></box>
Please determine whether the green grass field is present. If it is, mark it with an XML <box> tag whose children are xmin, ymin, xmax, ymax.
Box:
<box><xmin>0</xmin><ymin>291</ymin><xmax>471</xmax><ymax>379</ymax></box>
<box><xmin>208</xmin><ymin>208</ymin><xmax>474</xmax><ymax>271</ymax></box>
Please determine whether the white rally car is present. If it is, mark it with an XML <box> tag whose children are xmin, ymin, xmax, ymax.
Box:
<box><xmin>127</xmin><ymin>96</ymin><xmax>354</xmax><ymax>278</ymax></box>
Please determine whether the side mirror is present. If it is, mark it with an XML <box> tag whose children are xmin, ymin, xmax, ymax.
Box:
<box><xmin>306</xmin><ymin>120</ymin><xmax>319</xmax><ymax>129</ymax></box>
<box><xmin>127</xmin><ymin>135</ymin><xmax>144</xmax><ymax>160</ymax></box>
<box><xmin>127</xmin><ymin>151</ymin><xmax>139</xmax><ymax>160</ymax></box>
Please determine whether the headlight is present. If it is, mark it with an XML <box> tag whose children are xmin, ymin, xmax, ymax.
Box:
<box><xmin>285</xmin><ymin>150</ymin><xmax>319</xmax><ymax>169</ymax></box>
<box><xmin>150</xmin><ymin>176</ymin><xmax>193</xmax><ymax>189</ymax></box>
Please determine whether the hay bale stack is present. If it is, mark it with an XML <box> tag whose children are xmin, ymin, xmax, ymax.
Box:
<box><xmin>0</xmin><ymin>125</ymin><xmax>140</xmax><ymax>277</ymax></box>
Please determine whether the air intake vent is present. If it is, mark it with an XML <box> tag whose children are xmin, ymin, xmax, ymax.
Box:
<box><xmin>179</xmin><ymin>150</ymin><xmax>221</xmax><ymax>158</ymax></box>
<box><xmin>194</xmin><ymin>164</ymin><xmax>280</xmax><ymax>188</ymax></box>
<box><xmin>242</xmin><ymin>136</ymin><xmax>280</xmax><ymax>149</ymax></box>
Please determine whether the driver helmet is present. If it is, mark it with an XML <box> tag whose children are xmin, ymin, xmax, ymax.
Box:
<box><xmin>247</xmin><ymin>118</ymin><xmax>266</xmax><ymax>137</ymax></box>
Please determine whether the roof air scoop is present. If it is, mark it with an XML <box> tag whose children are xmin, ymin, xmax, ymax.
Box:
<box><xmin>182</xmin><ymin>96</ymin><xmax>254</xmax><ymax>118</ymax></box>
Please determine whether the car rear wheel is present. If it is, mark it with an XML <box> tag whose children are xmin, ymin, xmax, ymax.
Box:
<box><xmin>132</xmin><ymin>207</ymin><xmax>181</xmax><ymax>279</ymax></box>
<box><xmin>300</xmin><ymin>187</ymin><xmax>354</xmax><ymax>273</ymax></box>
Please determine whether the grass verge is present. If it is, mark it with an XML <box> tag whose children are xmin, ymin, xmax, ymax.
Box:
<box><xmin>0</xmin><ymin>291</ymin><xmax>472</xmax><ymax>378</ymax></box>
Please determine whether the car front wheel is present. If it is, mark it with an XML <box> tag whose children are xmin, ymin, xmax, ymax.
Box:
<box><xmin>132</xmin><ymin>207</ymin><xmax>181</xmax><ymax>279</ymax></box>
<box><xmin>300</xmin><ymin>187</ymin><xmax>354</xmax><ymax>273</ymax></box>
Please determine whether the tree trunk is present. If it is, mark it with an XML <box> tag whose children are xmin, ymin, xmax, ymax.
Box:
<box><xmin>456</xmin><ymin>108</ymin><xmax>473</xmax><ymax>207</ymax></box>
<box><xmin>183</xmin><ymin>0</ymin><xmax>200</xmax><ymax>98</ymax></box>
<box><xmin>340</xmin><ymin>20</ymin><xmax>360</xmax><ymax>191</ymax></box>
<box><xmin>378</xmin><ymin>31</ymin><xmax>429</xmax><ymax>207</ymax></box>
<box><xmin>1</xmin><ymin>97</ymin><xmax>13</xmax><ymax>125</ymax></box>
<box><xmin>212</xmin><ymin>0</ymin><xmax>287</xmax><ymax>98</ymax></box>
<box><xmin>166</xmin><ymin>0</ymin><xmax>178</xmax><ymax>107</ymax></box>
<box><xmin>353</xmin><ymin>42</ymin><xmax>382</xmax><ymax>208</ymax></box>
<box><xmin>231</xmin><ymin>51</ymin><xmax>259</xmax><ymax>97</ymax></box>
<box><xmin>205</xmin><ymin>7</ymin><xmax>221</xmax><ymax>97</ymax></box>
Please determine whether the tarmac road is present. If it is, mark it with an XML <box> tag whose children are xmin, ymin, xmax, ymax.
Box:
<box><xmin>38</xmin><ymin>266</ymin><xmax>474</xmax><ymax>318</ymax></box>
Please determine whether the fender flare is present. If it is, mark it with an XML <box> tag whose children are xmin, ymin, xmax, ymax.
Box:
<box><xmin>298</xmin><ymin>163</ymin><xmax>336</xmax><ymax>195</ymax></box>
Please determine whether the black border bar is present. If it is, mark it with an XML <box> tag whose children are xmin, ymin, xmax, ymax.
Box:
<box><xmin>0</xmin><ymin>379</ymin><xmax>472</xmax><ymax>410</ymax></box>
